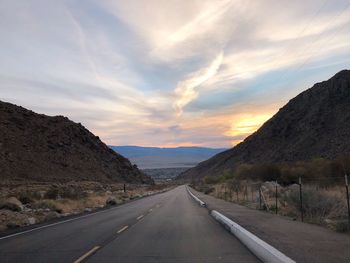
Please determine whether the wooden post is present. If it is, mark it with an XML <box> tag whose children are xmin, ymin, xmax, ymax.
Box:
<box><xmin>345</xmin><ymin>174</ymin><xmax>350</xmax><ymax>228</ymax></box>
<box><xmin>275</xmin><ymin>180</ymin><xmax>278</xmax><ymax>214</ymax></box>
<box><xmin>299</xmin><ymin>177</ymin><xmax>303</xmax><ymax>222</ymax></box>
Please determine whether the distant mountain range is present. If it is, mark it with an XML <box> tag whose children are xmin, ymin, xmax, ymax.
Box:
<box><xmin>179</xmin><ymin>70</ymin><xmax>350</xmax><ymax>181</ymax></box>
<box><xmin>0</xmin><ymin>101</ymin><xmax>153</xmax><ymax>184</ymax></box>
<box><xmin>110</xmin><ymin>146</ymin><xmax>226</xmax><ymax>169</ymax></box>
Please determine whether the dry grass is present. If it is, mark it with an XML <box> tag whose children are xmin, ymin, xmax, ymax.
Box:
<box><xmin>0</xmin><ymin>181</ymin><xmax>172</xmax><ymax>231</ymax></box>
<box><xmin>196</xmin><ymin>181</ymin><xmax>349</xmax><ymax>232</ymax></box>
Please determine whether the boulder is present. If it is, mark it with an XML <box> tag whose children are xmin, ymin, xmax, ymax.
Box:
<box><xmin>44</xmin><ymin>211</ymin><xmax>60</xmax><ymax>221</ymax></box>
<box><xmin>27</xmin><ymin>217</ymin><xmax>36</xmax><ymax>225</ymax></box>
<box><xmin>0</xmin><ymin>197</ymin><xmax>24</xmax><ymax>212</ymax></box>
<box><xmin>106</xmin><ymin>196</ymin><xmax>117</xmax><ymax>206</ymax></box>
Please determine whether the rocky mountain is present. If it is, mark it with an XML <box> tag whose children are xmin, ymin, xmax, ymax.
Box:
<box><xmin>0</xmin><ymin>101</ymin><xmax>153</xmax><ymax>184</ymax></box>
<box><xmin>179</xmin><ymin>70</ymin><xmax>350</xmax><ymax>180</ymax></box>
<box><xmin>110</xmin><ymin>146</ymin><xmax>226</xmax><ymax>169</ymax></box>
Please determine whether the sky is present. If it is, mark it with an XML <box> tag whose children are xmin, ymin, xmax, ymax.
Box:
<box><xmin>1</xmin><ymin>0</ymin><xmax>350</xmax><ymax>148</ymax></box>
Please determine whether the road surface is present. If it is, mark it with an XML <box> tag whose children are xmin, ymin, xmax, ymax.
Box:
<box><xmin>0</xmin><ymin>186</ymin><xmax>259</xmax><ymax>263</ymax></box>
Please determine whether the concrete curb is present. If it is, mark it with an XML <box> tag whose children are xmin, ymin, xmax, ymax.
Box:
<box><xmin>211</xmin><ymin>210</ymin><xmax>296</xmax><ymax>263</ymax></box>
<box><xmin>187</xmin><ymin>187</ymin><xmax>295</xmax><ymax>263</ymax></box>
<box><xmin>186</xmin><ymin>186</ymin><xmax>206</xmax><ymax>207</ymax></box>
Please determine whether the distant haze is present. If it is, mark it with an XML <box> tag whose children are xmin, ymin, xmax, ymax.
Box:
<box><xmin>110</xmin><ymin>146</ymin><xmax>226</xmax><ymax>169</ymax></box>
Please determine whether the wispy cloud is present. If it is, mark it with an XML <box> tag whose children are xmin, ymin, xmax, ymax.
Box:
<box><xmin>174</xmin><ymin>52</ymin><xmax>223</xmax><ymax>115</ymax></box>
<box><xmin>0</xmin><ymin>0</ymin><xmax>349</xmax><ymax>147</ymax></box>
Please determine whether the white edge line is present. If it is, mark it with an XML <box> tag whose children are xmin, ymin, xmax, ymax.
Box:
<box><xmin>0</xmin><ymin>193</ymin><xmax>156</xmax><ymax>241</ymax></box>
<box><xmin>211</xmin><ymin>210</ymin><xmax>295</xmax><ymax>263</ymax></box>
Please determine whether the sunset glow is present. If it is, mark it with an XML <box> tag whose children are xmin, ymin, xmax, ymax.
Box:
<box><xmin>1</xmin><ymin>0</ymin><xmax>350</xmax><ymax>147</ymax></box>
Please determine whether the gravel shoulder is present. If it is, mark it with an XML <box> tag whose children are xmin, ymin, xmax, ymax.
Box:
<box><xmin>191</xmin><ymin>187</ymin><xmax>350</xmax><ymax>263</ymax></box>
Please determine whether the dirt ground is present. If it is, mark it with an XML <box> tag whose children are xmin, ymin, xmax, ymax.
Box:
<box><xmin>191</xmin><ymin>187</ymin><xmax>350</xmax><ymax>263</ymax></box>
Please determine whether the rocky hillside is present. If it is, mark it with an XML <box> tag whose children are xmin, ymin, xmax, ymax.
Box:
<box><xmin>0</xmin><ymin>101</ymin><xmax>153</xmax><ymax>184</ymax></box>
<box><xmin>179</xmin><ymin>70</ymin><xmax>350</xmax><ymax>180</ymax></box>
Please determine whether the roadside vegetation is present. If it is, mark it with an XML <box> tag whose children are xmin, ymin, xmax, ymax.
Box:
<box><xmin>0</xmin><ymin>182</ymin><xmax>170</xmax><ymax>232</ymax></box>
<box><xmin>193</xmin><ymin>155</ymin><xmax>350</xmax><ymax>232</ymax></box>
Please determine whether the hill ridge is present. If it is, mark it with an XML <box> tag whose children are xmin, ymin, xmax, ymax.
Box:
<box><xmin>0</xmin><ymin>100</ymin><xmax>153</xmax><ymax>184</ymax></box>
<box><xmin>179</xmin><ymin>69</ymin><xmax>350</xmax><ymax>180</ymax></box>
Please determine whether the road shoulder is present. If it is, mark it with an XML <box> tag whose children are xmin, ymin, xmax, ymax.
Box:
<box><xmin>191</xmin><ymin>187</ymin><xmax>350</xmax><ymax>263</ymax></box>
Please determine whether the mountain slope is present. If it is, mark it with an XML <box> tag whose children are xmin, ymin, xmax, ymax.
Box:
<box><xmin>179</xmin><ymin>70</ymin><xmax>350</xmax><ymax>180</ymax></box>
<box><xmin>0</xmin><ymin>101</ymin><xmax>153</xmax><ymax>184</ymax></box>
<box><xmin>110</xmin><ymin>146</ymin><xmax>226</xmax><ymax>169</ymax></box>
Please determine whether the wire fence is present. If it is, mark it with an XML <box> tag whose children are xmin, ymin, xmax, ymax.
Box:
<box><xmin>203</xmin><ymin>175</ymin><xmax>350</xmax><ymax>231</ymax></box>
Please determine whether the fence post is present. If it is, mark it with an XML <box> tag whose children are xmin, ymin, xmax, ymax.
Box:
<box><xmin>275</xmin><ymin>180</ymin><xmax>278</xmax><ymax>215</ymax></box>
<box><xmin>123</xmin><ymin>183</ymin><xmax>126</xmax><ymax>193</ymax></box>
<box><xmin>299</xmin><ymin>177</ymin><xmax>303</xmax><ymax>222</ymax></box>
<box><xmin>345</xmin><ymin>174</ymin><xmax>350</xmax><ymax>228</ymax></box>
<box><xmin>259</xmin><ymin>186</ymin><xmax>262</xmax><ymax>209</ymax></box>
<box><xmin>236</xmin><ymin>184</ymin><xmax>239</xmax><ymax>202</ymax></box>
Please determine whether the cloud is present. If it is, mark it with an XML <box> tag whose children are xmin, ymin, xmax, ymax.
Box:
<box><xmin>174</xmin><ymin>52</ymin><xmax>223</xmax><ymax>115</ymax></box>
<box><xmin>0</xmin><ymin>0</ymin><xmax>350</xmax><ymax>147</ymax></box>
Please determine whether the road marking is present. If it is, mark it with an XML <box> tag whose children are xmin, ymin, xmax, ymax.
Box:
<box><xmin>117</xmin><ymin>225</ymin><xmax>128</xmax><ymax>234</ymax></box>
<box><xmin>136</xmin><ymin>214</ymin><xmax>144</xmax><ymax>220</ymax></box>
<box><xmin>0</xmin><ymin>189</ymin><xmax>168</xmax><ymax>241</ymax></box>
<box><xmin>73</xmin><ymin>246</ymin><xmax>100</xmax><ymax>263</ymax></box>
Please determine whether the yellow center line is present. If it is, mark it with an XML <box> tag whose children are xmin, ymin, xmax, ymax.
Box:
<box><xmin>117</xmin><ymin>225</ymin><xmax>129</xmax><ymax>234</ymax></box>
<box><xmin>73</xmin><ymin>246</ymin><xmax>100</xmax><ymax>263</ymax></box>
<box><xmin>136</xmin><ymin>214</ymin><xmax>144</xmax><ymax>220</ymax></box>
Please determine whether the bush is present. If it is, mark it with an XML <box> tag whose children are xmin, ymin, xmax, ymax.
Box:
<box><xmin>220</xmin><ymin>170</ymin><xmax>236</xmax><ymax>182</ymax></box>
<box><xmin>0</xmin><ymin>202</ymin><xmax>21</xmax><ymax>212</ymax></box>
<box><xmin>44</xmin><ymin>187</ymin><xmax>59</xmax><ymax>199</ymax></box>
<box><xmin>44</xmin><ymin>186</ymin><xmax>87</xmax><ymax>200</ymax></box>
<box><xmin>33</xmin><ymin>200</ymin><xmax>62</xmax><ymax>213</ymax></box>
<box><xmin>204</xmin><ymin>176</ymin><xmax>220</xmax><ymax>184</ymax></box>
<box><xmin>18</xmin><ymin>194</ymin><xmax>34</xmax><ymax>204</ymax></box>
<box><xmin>283</xmin><ymin>186</ymin><xmax>345</xmax><ymax>223</ymax></box>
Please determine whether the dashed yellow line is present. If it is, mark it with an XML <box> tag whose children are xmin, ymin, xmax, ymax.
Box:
<box><xmin>73</xmin><ymin>246</ymin><xmax>100</xmax><ymax>263</ymax></box>
<box><xmin>136</xmin><ymin>214</ymin><xmax>144</xmax><ymax>220</ymax></box>
<box><xmin>117</xmin><ymin>225</ymin><xmax>129</xmax><ymax>234</ymax></box>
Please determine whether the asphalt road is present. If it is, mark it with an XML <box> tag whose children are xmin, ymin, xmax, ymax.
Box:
<box><xmin>0</xmin><ymin>186</ymin><xmax>259</xmax><ymax>263</ymax></box>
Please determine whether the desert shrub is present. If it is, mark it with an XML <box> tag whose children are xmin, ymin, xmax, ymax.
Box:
<box><xmin>59</xmin><ymin>186</ymin><xmax>87</xmax><ymax>199</ymax></box>
<box><xmin>203</xmin><ymin>176</ymin><xmax>220</xmax><ymax>184</ymax></box>
<box><xmin>0</xmin><ymin>201</ymin><xmax>21</xmax><ymax>212</ymax></box>
<box><xmin>283</xmin><ymin>186</ymin><xmax>345</xmax><ymax>223</ymax></box>
<box><xmin>18</xmin><ymin>194</ymin><xmax>34</xmax><ymax>204</ymax></box>
<box><xmin>334</xmin><ymin>221</ymin><xmax>350</xmax><ymax>232</ymax></box>
<box><xmin>33</xmin><ymin>200</ymin><xmax>62</xmax><ymax>213</ymax></box>
<box><xmin>44</xmin><ymin>186</ymin><xmax>87</xmax><ymax>200</ymax></box>
<box><xmin>220</xmin><ymin>170</ymin><xmax>236</xmax><ymax>182</ymax></box>
<box><xmin>234</xmin><ymin>164</ymin><xmax>252</xmax><ymax>179</ymax></box>
<box><xmin>197</xmin><ymin>185</ymin><xmax>214</xmax><ymax>194</ymax></box>
<box><xmin>44</xmin><ymin>187</ymin><xmax>59</xmax><ymax>199</ymax></box>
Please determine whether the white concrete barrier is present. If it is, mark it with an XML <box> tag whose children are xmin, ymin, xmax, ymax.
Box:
<box><xmin>211</xmin><ymin>210</ymin><xmax>296</xmax><ymax>263</ymax></box>
<box><xmin>186</xmin><ymin>187</ymin><xmax>206</xmax><ymax>207</ymax></box>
